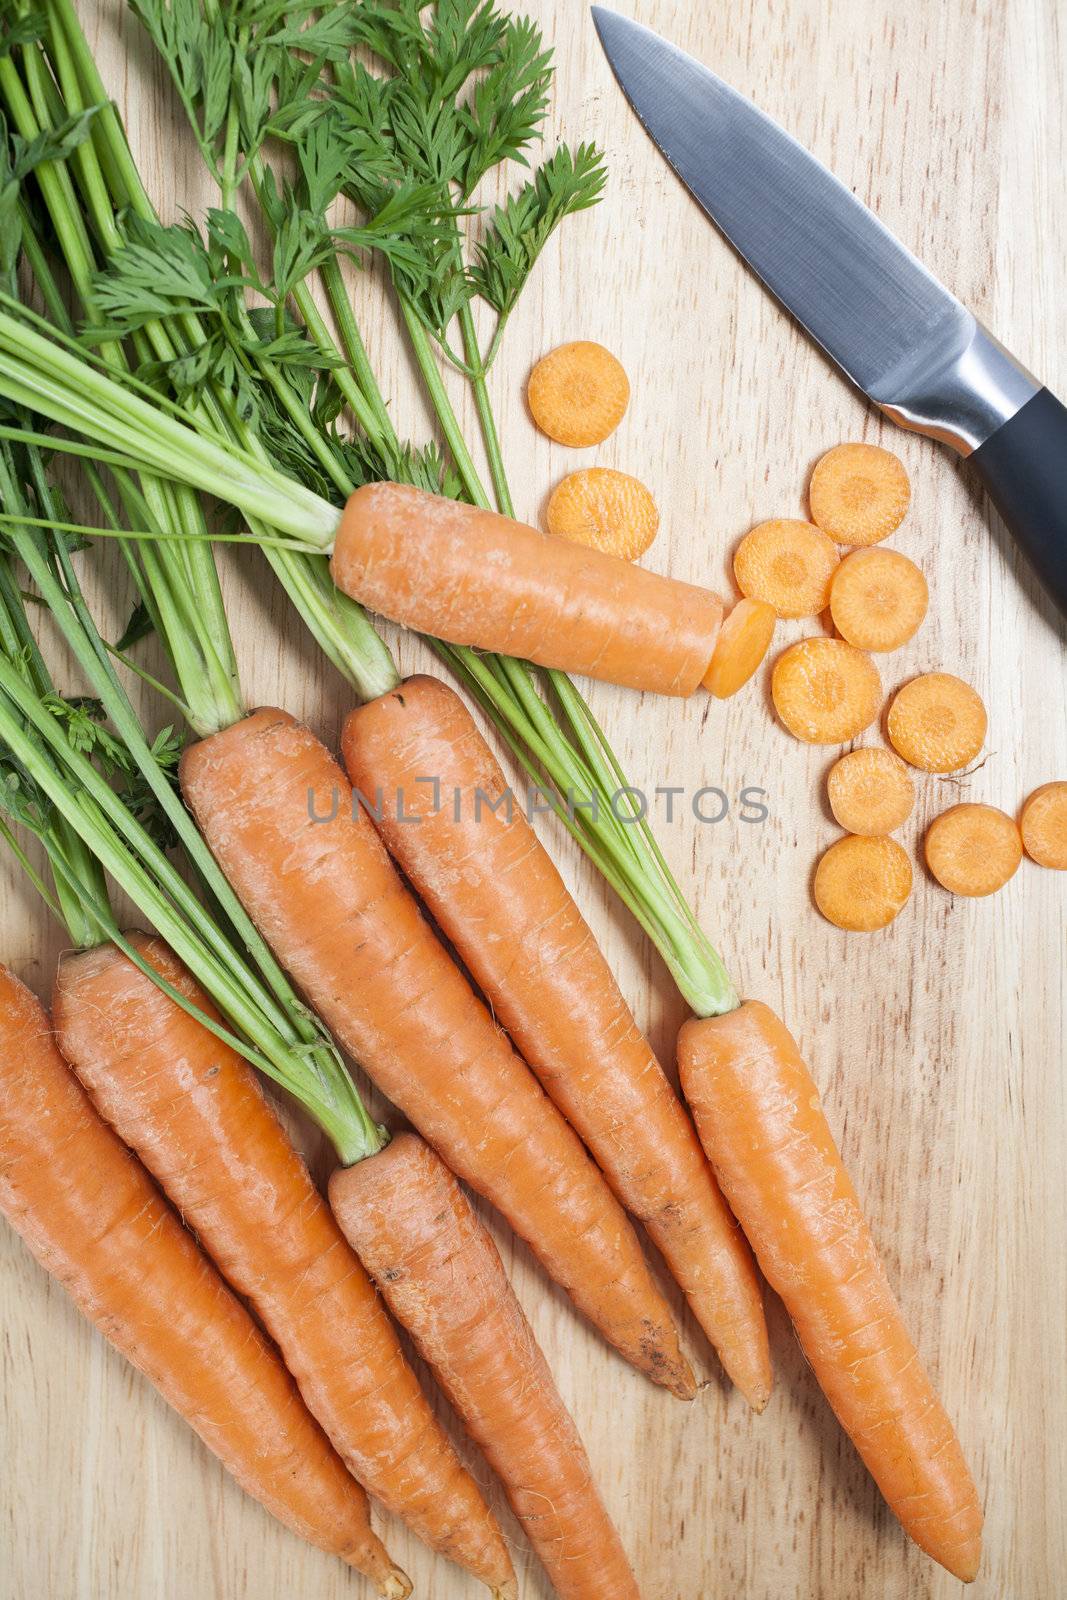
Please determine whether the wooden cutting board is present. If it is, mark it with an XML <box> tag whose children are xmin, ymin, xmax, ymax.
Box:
<box><xmin>2</xmin><ymin>2</ymin><xmax>1064</xmax><ymax>1596</ymax></box>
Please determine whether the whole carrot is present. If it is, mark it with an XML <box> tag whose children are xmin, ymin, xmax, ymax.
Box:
<box><xmin>677</xmin><ymin>1001</ymin><xmax>983</xmax><ymax>1582</ymax></box>
<box><xmin>342</xmin><ymin>674</ymin><xmax>771</xmax><ymax>1407</ymax></box>
<box><xmin>332</xmin><ymin>1133</ymin><xmax>642</xmax><ymax>1600</ymax></box>
<box><xmin>179</xmin><ymin>708</ymin><xmax>694</xmax><ymax>1400</ymax></box>
<box><xmin>0</xmin><ymin>964</ymin><xmax>406</xmax><ymax>1595</ymax></box>
<box><xmin>52</xmin><ymin>933</ymin><xmax>515</xmax><ymax>1597</ymax></box>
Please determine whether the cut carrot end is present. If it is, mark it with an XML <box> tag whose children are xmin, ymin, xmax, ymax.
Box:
<box><xmin>887</xmin><ymin>673</ymin><xmax>987</xmax><ymax>772</ymax></box>
<box><xmin>545</xmin><ymin>466</ymin><xmax>659</xmax><ymax>560</ymax></box>
<box><xmin>829</xmin><ymin>547</ymin><xmax>928</xmax><ymax>651</ymax></box>
<box><xmin>827</xmin><ymin>747</ymin><xmax>915</xmax><ymax>835</ymax></box>
<box><xmin>1020</xmin><ymin>781</ymin><xmax>1067</xmax><ymax>869</ymax></box>
<box><xmin>814</xmin><ymin>834</ymin><xmax>913</xmax><ymax>930</ymax></box>
<box><xmin>527</xmin><ymin>340</ymin><xmax>630</xmax><ymax>446</ymax></box>
<box><xmin>771</xmin><ymin>638</ymin><xmax>882</xmax><ymax>744</ymax></box>
<box><xmin>809</xmin><ymin>442</ymin><xmax>910</xmax><ymax>545</ymax></box>
<box><xmin>733</xmin><ymin>519</ymin><xmax>839</xmax><ymax>617</ymax></box>
<box><xmin>376</xmin><ymin>1567</ymin><xmax>413</xmax><ymax>1600</ymax></box>
<box><xmin>703</xmin><ymin>598</ymin><xmax>776</xmax><ymax>696</ymax></box>
<box><xmin>925</xmin><ymin>803</ymin><xmax>1023</xmax><ymax>896</ymax></box>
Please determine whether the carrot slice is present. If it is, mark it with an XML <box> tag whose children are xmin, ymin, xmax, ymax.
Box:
<box><xmin>1020</xmin><ymin>781</ymin><xmax>1067</xmax><ymax>869</ymax></box>
<box><xmin>925</xmin><ymin>803</ymin><xmax>1023</xmax><ymax>896</ymax></box>
<box><xmin>527</xmin><ymin>341</ymin><xmax>630</xmax><ymax>446</ymax></box>
<box><xmin>703</xmin><ymin>598</ymin><xmax>776</xmax><ymax>697</ymax></box>
<box><xmin>545</xmin><ymin>466</ymin><xmax>659</xmax><ymax>560</ymax></box>
<box><xmin>771</xmin><ymin>638</ymin><xmax>882</xmax><ymax>743</ymax></box>
<box><xmin>733</xmin><ymin>519</ymin><xmax>839</xmax><ymax>617</ymax></box>
<box><xmin>813</xmin><ymin>834</ymin><xmax>913</xmax><ymax>930</ymax></box>
<box><xmin>827</xmin><ymin>747</ymin><xmax>915</xmax><ymax>835</ymax></box>
<box><xmin>887</xmin><ymin>673</ymin><xmax>987</xmax><ymax>772</ymax></box>
<box><xmin>809</xmin><ymin>443</ymin><xmax>910</xmax><ymax>545</ymax></box>
<box><xmin>829</xmin><ymin>548</ymin><xmax>928</xmax><ymax>651</ymax></box>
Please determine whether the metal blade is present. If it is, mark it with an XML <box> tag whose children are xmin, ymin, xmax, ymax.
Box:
<box><xmin>591</xmin><ymin>7</ymin><xmax>973</xmax><ymax>407</ymax></box>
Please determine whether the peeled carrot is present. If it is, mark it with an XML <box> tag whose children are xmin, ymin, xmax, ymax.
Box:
<box><xmin>331</xmin><ymin>483</ymin><xmax>724</xmax><ymax>696</ymax></box>
<box><xmin>826</xmin><ymin>747</ymin><xmax>915</xmax><ymax>835</ymax></box>
<box><xmin>703</xmin><ymin>598</ymin><xmax>776</xmax><ymax>698</ymax></box>
<box><xmin>341</xmin><ymin>675</ymin><xmax>771</xmax><ymax>1408</ymax></box>
<box><xmin>333</xmin><ymin>1133</ymin><xmax>642</xmax><ymax>1600</ymax></box>
<box><xmin>733</xmin><ymin>519</ymin><xmax>839</xmax><ymax>618</ymax></box>
<box><xmin>1019</xmin><ymin>782</ymin><xmax>1067</xmax><ymax>869</ymax></box>
<box><xmin>887</xmin><ymin>673</ymin><xmax>987</xmax><ymax>772</ymax></box>
<box><xmin>829</xmin><ymin>548</ymin><xmax>928</xmax><ymax>651</ymax></box>
<box><xmin>813</xmin><ymin>834</ymin><xmax>913</xmax><ymax>930</ymax></box>
<box><xmin>925</xmin><ymin>804</ymin><xmax>1023</xmax><ymax>896</ymax></box>
<box><xmin>527</xmin><ymin>340</ymin><xmax>630</xmax><ymax>446</ymax></box>
<box><xmin>809</xmin><ymin>443</ymin><xmax>910</xmax><ymax>545</ymax></box>
<box><xmin>52</xmin><ymin>934</ymin><xmax>514</xmax><ymax>1595</ymax></box>
<box><xmin>771</xmin><ymin>638</ymin><xmax>882</xmax><ymax>743</ymax></box>
<box><xmin>545</xmin><ymin>466</ymin><xmax>659</xmax><ymax>560</ymax></box>
<box><xmin>180</xmin><ymin>709</ymin><xmax>694</xmax><ymax>1399</ymax></box>
<box><xmin>678</xmin><ymin>1001</ymin><xmax>983</xmax><ymax>1582</ymax></box>
<box><xmin>0</xmin><ymin>965</ymin><xmax>406</xmax><ymax>1595</ymax></box>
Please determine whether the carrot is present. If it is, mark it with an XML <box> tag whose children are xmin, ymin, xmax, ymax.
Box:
<box><xmin>52</xmin><ymin>934</ymin><xmax>515</xmax><ymax>1594</ymax></box>
<box><xmin>829</xmin><ymin>548</ymin><xmax>928</xmax><ymax>651</ymax></box>
<box><xmin>179</xmin><ymin>708</ymin><xmax>694</xmax><ymax>1399</ymax></box>
<box><xmin>331</xmin><ymin>483</ymin><xmax>724</xmax><ymax>696</ymax></box>
<box><xmin>809</xmin><ymin>443</ymin><xmax>910</xmax><ymax>545</ymax></box>
<box><xmin>733</xmin><ymin>519</ymin><xmax>839</xmax><ymax>618</ymax></box>
<box><xmin>545</xmin><ymin>466</ymin><xmax>659</xmax><ymax>560</ymax></box>
<box><xmin>677</xmin><ymin>1001</ymin><xmax>983</xmax><ymax>1581</ymax></box>
<box><xmin>887</xmin><ymin>673</ymin><xmax>987</xmax><ymax>772</ymax></box>
<box><xmin>1019</xmin><ymin>782</ymin><xmax>1067</xmax><ymax>869</ymax></box>
<box><xmin>332</xmin><ymin>1133</ymin><xmax>642</xmax><ymax>1600</ymax></box>
<box><xmin>813</xmin><ymin>834</ymin><xmax>913</xmax><ymax>930</ymax></box>
<box><xmin>924</xmin><ymin>803</ymin><xmax>1023</xmax><ymax>896</ymax></box>
<box><xmin>0</xmin><ymin>965</ymin><xmax>408</xmax><ymax>1595</ymax></box>
<box><xmin>826</xmin><ymin>747</ymin><xmax>915</xmax><ymax>835</ymax></box>
<box><xmin>702</xmin><ymin>598</ymin><xmax>776</xmax><ymax>698</ymax></box>
<box><xmin>341</xmin><ymin>675</ymin><xmax>771</xmax><ymax>1408</ymax></box>
<box><xmin>527</xmin><ymin>340</ymin><xmax>630</xmax><ymax>446</ymax></box>
<box><xmin>771</xmin><ymin>638</ymin><xmax>882</xmax><ymax>743</ymax></box>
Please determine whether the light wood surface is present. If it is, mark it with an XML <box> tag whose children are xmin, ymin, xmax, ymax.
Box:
<box><xmin>2</xmin><ymin>2</ymin><xmax>1065</xmax><ymax>1597</ymax></box>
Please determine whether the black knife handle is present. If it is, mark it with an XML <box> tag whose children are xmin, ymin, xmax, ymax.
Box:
<box><xmin>969</xmin><ymin>386</ymin><xmax>1067</xmax><ymax>615</ymax></box>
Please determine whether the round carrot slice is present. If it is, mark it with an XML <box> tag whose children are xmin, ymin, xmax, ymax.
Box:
<box><xmin>887</xmin><ymin>673</ymin><xmax>987</xmax><ymax>772</ymax></box>
<box><xmin>771</xmin><ymin>638</ymin><xmax>882</xmax><ymax>744</ymax></box>
<box><xmin>545</xmin><ymin>467</ymin><xmax>659</xmax><ymax>560</ymax></box>
<box><xmin>809</xmin><ymin>443</ymin><xmax>910</xmax><ymax>546</ymax></box>
<box><xmin>925</xmin><ymin>803</ymin><xmax>1022</xmax><ymax>896</ymax></box>
<box><xmin>527</xmin><ymin>341</ymin><xmax>630</xmax><ymax>446</ymax></box>
<box><xmin>814</xmin><ymin>834</ymin><xmax>913</xmax><ymax>930</ymax></box>
<box><xmin>829</xmin><ymin>548</ymin><xmax>928</xmax><ymax>651</ymax></box>
<box><xmin>1019</xmin><ymin>782</ymin><xmax>1067</xmax><ymax>869</ymax></box>
<box><xmin>703</xmin><ymin>598</ymin><xmax>776</xmax><ymax>698</ymax></box>
<box><xmin>733</xmin><ymin>519</ymin><xmax>839</xmax><ymax>618</ymax></box>
<box><xmin>826</xmin><ymin>747</ymin><xmax>915</xmax><ymax>835</ymax></box>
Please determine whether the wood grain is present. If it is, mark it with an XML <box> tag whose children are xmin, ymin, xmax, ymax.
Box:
<box><xmin>2</xmin><ymin>2</ymin><xmax>1065</xmax><ymax>1596</ymax></box>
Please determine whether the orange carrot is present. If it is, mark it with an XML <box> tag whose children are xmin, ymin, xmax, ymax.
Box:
<box><xmin>829</xmin><ymin>548</ymin><xmax>928</xmax><ymax>651</ymax></box>
<box><xmin>52</xmin><ymin>934</ymin><xmax>514</xmax><ymax>1594</ymax></box>
<box><xmin>771</xmin><ymin>638</ymin><xmax>882</xmax><ymax>743</ymax></box>
<box><xmin>0</xmin><ymin>964</ymin><xmax>407</xmax><ymax>1595</ymax></box>
<box><xmin>341</xmin><ymin>675</ymin><xmax>771</xmax><ymax>1408</ymax></box>
<box><xmin>331</xmin><ymin>483</ymin><xmax>724</xmax><ymax>696</ymax></box>
<box><xmin>333</xmin><ymin>1133</ymin><xmax>642</xmax><ymax>1600</ymax></box>
<box><xmin>678</xmin><ymin>1001</ymin><xmax>983</xmax><ymax>1581</ymax></box>
<box><xmin>924</xmin><ymin>804</ymin><xmax>1022</xmax><ymax>896</ymax></box>
<box><xmin>733</xmin><ymin>519</ymin><xmax>839</xmax><ymax>618</ymax></box>
<box><xmin>527</xmin><ymin>341</ymin><xmax>630</xmax><ymax>446</ymax></box>
<box><xmin>887</xmin><ymin>673</ymin><xmax>987</xmax><ymax>772</ymax></box>
<box><xmin>813</xmin><ymin>834</ymin><xmax>913</xmax><ymax>930</ymax></box>
<box><xmin>826</xmin><ymin>747</ymin><xmax>915</xmax><ymax>835</ymax></box>
<box><xmin>1020</xmin><ymin>781</ymin><xmax>1067</xmax><ymax>869</ymax></box>
<box><xmin>179</xmin><ymin>709</ymin><xmax>694</xmax><ymax>1399</ymax></box>
<box><xmin>809</xmin><ymin>443</ymin><xmax>910</xmax><ymax>545</ymax></box>
<box><xmin>703</xmin><ymin>598</ymin><xmax>777</xmax><ymax>698</ymax></box>
<box><xmin>545</xmin><ymin>466</ymin><xmax>659</xmax><ymax>560</ymax></box>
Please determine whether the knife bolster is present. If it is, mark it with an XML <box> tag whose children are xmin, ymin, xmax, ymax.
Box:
<box><xmin>875</xmin><ymin>323</ymin><xmax>1039</xmax><ymax>456</ymax></box>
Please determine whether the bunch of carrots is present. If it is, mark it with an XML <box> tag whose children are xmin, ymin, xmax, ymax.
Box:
<box><xmin>0</xmin><ymin>0</ymin><xmax>1033</xmax><ymax>1594</ymax></box>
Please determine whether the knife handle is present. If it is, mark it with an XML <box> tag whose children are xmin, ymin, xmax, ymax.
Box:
<box><xmin>969</xmin><ymin>386</ymin><xmax>1067</xmax><ymax>615</ymax></box>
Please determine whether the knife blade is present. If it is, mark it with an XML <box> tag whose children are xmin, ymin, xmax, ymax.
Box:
<box><xmin>592</xmin><ymin>7</ymin><xmax>1067</xmax><ymax>615</ymax></box>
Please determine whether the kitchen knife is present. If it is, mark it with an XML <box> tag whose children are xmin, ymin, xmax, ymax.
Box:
<box><xmin>592</xmin><ymin>7</ymin><xmax>1067</xmax><ymax>615</ymax></box>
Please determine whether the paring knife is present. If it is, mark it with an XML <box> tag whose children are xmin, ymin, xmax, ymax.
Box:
<box><xmin>592</xmin><ymin>7</ymin><xmax>1067</xmax><ymax>615</ymax></box>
